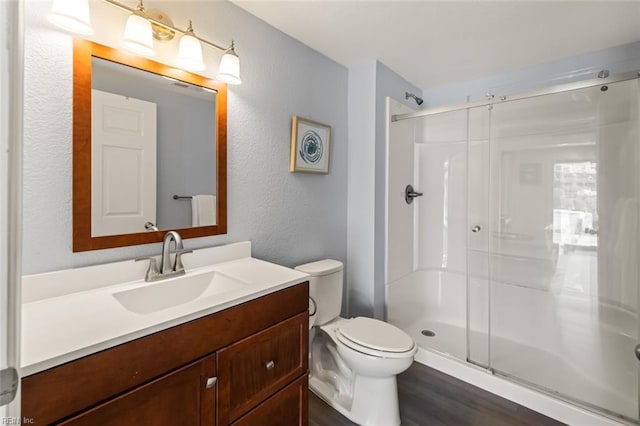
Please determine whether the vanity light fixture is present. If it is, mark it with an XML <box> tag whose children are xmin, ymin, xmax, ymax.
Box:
<box><xmin>47</xmin><ymin>0</ymin><xmax>95</xmax><ymax>36</ymax></box>
<box><xmin>47</xmin><ymin>0</ymin><xmax>242</xmax><ymax>84</ymax></box>
<box><xmin>216</xmin><ymin>41</ymin><xmax>242</xmax><ymax>85</ymax></box>
<box><xmin>176</xmin><ymin>20</ymin><xmax>205</xmax><ymax>72</ymax></box>
<box><xmin>121</xmin><ymin>1</ymin><xmax>155</xmax><ymax>57</ymax></box>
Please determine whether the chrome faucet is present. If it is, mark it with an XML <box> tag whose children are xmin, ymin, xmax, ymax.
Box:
<box><xmin>161</xmin><ymin>231</ymin><xmax>185</xmax><ymax>274</ymax></box>
<box><xmin>135</xmin><ymin>231</ymin><xmax>192</xmax><ymax>282</ymax></box>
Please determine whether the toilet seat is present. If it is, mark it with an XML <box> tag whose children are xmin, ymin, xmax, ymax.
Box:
<box><xmin>335</xmin><ymin>317</ymin><xmax>415</xmax><ymax>358</ymax></box>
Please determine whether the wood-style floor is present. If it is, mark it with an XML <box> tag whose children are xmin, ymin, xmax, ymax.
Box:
<box><xmin>308</xmin><ymin>362</ymin><xmax>565</xmax><ymax>426</ymax></box>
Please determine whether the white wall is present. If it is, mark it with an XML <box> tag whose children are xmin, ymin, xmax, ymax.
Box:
<box><xmin>22</xmin><ymin>0</ymin><xmax>348</xmax><ymax>274</ymax></box>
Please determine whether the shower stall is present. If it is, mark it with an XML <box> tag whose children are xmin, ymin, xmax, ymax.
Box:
<box><xmin>386</xmin><ymin>73</ymin><xmax>639</xmax><ymax>423</ymax></box>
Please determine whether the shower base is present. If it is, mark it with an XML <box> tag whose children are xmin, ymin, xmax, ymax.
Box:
<box><xmin>387</xmin><ymin>269</ymin><xmax>636</xmax><ymax>425</ymax></box>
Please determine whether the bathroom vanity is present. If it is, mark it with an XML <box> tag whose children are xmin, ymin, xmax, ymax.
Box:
<box><xmin>20</xmin><ymin>242</ymin><xmax>310</xmax><ymax>425</ymax></box>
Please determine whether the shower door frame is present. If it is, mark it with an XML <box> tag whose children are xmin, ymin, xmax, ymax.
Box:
<box><xmin>392</xmin><ymin>70</ymin><xmax>640</xmax><ymax>123</ymax></box>
<box><xmin>0</xmin><ymin>0</ymin><xmax>24</xmax><ymax>420</ymax></box>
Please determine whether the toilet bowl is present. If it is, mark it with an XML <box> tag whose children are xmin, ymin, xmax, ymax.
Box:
<box><xmin>296</xmin><ymin>260</ymin><xmax>416</xmax><ymax>426</ymax></box>
<box><xmin>328</xmin><ymin>317</ymin><xmax>416</xmax><ymax>376</ymax></box>
<box><xmin>317</xmin><ymin>317</ymin><xmax>416</xmax><ymax>426</ymax></box>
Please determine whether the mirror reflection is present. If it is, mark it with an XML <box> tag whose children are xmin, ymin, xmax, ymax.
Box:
<box><xmin>90</xmin><ymin>57</ymin><xmax>217</xmax><ymax>237</ymax></box>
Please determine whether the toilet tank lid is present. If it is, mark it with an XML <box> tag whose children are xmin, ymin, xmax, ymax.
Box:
<box><xmin>295</xmin><ymin>259</ymin><xmax>343</xmax><ymax>276</ymax></box>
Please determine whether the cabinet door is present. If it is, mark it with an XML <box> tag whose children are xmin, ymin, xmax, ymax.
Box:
<box><xmin>60</xmin><ymin>355</ymin><xmax>216</xmax><ymax>426</ymax></box>
<box><xmin>232</xmin><ymin>375</ymin><xmax>308</xmax><ymax>426</ymax></box>
<box><xmin>217</xmin><ymin>312</ymin><xmax>308</xmax><ymax>424</ymax></box>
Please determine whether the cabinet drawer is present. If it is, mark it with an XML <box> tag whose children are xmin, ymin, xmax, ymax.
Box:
<box><xmin>232</xmin><ymin>375</ymin><xmax>308</xmax><ymax>426</ymax></box>
<box><xmin>218</xmin><ymin>312</ymin><xmax>308</xmax><ymax>424</ymax></box>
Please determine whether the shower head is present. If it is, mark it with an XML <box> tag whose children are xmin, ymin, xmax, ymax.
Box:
<box><xmin>405</xmin><ymin>91</ymin><xmax>424</xmax><ymax>106</ymax></box>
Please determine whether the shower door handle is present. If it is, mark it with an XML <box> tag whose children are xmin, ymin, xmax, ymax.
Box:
<box><xmin>635</xmin><ymin>344</ymin><xmax>640</xmax><ymax>361</ymax></box>
<box><xmin>405</xmin><ymin>185</ymin><xmax>423</xmax><ymax>204</ymax></box>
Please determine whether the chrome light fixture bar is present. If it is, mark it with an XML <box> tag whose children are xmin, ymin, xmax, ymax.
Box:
<box><xmin>103</xmin><ymin>0</ymin><xmax>227</xmax><ymax>51</ymax></box>
<box><xmin>47</xmin><ymin>0</ymin><xmax>242</xmax><ymax>84</ymax></box>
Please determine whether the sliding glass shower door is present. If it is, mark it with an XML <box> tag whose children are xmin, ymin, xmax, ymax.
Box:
<box><xmin>467</xmin><ymin>106</ymin><xmax>491</xmax><ymax>368</ymax></box>
<box><xmin>474</xmin><ymin>78</ymin><xmax>640</xmax><ymax>421</ymax></box>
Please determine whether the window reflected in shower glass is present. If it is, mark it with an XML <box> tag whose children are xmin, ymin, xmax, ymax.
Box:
<box><xmin>552</xmin><ymin>161</ymin><xmax>598</xmax><ymax>248</ymax></box>
<box><xmin>551</xmin><ymin>161</ymin><xmax>597</xmax><ymax>294</ymax></box>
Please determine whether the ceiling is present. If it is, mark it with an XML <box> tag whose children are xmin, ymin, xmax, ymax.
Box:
<box><xmin>232</xmin><ymin>1</ymin><xmax>640</xmax><ymax>90</ymax></box>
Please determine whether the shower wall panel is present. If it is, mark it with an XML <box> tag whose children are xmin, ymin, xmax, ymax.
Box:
<box><xmin>386</xmin><ymin>98</ymin><xmax>417</xmax><ymax>285</ymax></box>
<box><xmin>414</xmin><ymin>110</ymin><xmax>468</xmax><ymax>274</ymax></box>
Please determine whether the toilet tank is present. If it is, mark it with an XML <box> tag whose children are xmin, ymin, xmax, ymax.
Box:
<box><xmin>295</xmin><ymin>259</ymin><xmax>343</xmax><ymax>326</ymax></box>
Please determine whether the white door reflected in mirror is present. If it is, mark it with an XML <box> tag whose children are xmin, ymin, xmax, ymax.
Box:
<box><xmin>90</xmin><ymin>56</ymin><xmax>218</xmax><ymax>237</ymax></box>
<box><xmin>91</xmin><ymin>89</ymin><xmax>157</xmax><ymax>237</ymax></box>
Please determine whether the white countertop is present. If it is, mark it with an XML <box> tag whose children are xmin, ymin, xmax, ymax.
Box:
<box><xmin>21</xmin><ymin>242</ymin><xmax>309</xmax><ymax>376</ymax></box>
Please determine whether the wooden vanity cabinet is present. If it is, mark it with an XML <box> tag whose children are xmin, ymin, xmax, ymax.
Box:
<box><xmin>22</xmin><ymin>283</ymin><xmax>309</xmax><ymax>426</ymax></box>
<box><xmin>60</xmin><ymin>355</ymin><xmax>216</xmax><ymax>426</ymax></box>
<box><xmin>232</xmin><ymin>376</ymin><xmax>308</xmax><ymax>426</ymax></box>
<box><xmin>218</xmin><ymin>313</ymin><xmax>307</xmax><ymax>424</ymax></box>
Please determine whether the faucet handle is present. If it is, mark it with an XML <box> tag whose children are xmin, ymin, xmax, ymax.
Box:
<box><xmin>174</xmin><ymin>249</ymin><xmax>193</xmax><ymax>272</ymax></box>
<box><xmin>135</xmin><ymin>257</ymin><xmax>160</xmax><ymax>281</ymax></box>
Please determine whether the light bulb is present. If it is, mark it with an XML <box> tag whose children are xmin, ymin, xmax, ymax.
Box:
<box><xmin>216</xmin><ymin>43</ymin><xmax>241</xmax><ymax>85</ymax></box>
<box><xmin>47</xmin><ymin>0</ymin><xmax>94</xmax><ymax>35</ymax></box>
<box><xmin>121</xmin><ymin>13</ymin><xmax>155</xmax><ymax>57</ymax></box>
<box><xmin>177</xmin><ymin>32</ymin><xmax>205</xmax><ymax>72</ymax></box>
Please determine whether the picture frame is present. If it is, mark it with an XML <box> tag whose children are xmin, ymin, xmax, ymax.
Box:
<box><xmin>289</xmin><ymin>115</ymin><xmax>331</xmax><ymax>174</ymax></box>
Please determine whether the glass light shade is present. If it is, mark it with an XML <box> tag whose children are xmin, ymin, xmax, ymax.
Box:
<box><xmin>47</xmin><ymin>0</ymin><xmax>94</xmax><ymax>35</ymax></box>
<box><xmin>216</xmin><ymin>52</ymin><xmax>242</xmax><ymax>85</ymax></box>
<box><xmin>177</xmin><ymin>34</ymin><xmax>205</xmax><ymax>72</ymax></box>
<box><xmin>121</xmin><ymin>13</ymin><xmax>155</xmax><ymax>57</ymax></box>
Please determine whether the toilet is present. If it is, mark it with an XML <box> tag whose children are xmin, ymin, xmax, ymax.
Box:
<box><xmin>296</xmin><ymin>260</ymin><xmax>417</xmax><ymax>426</ymax></box>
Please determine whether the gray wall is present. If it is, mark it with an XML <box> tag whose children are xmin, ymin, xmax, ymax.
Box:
<box><xmin>347</xmin><ymin>60</ymin><xmax>421</xmax><ymax>318</ymax></box>
<box><xmin>346</xmin><ymin>62</ymin><xmax>376</xmax><ymax>318</ymax></box>
<box><xmin>92</xmin><ymin>59</ymin><xmax>217</xmax><ymax>230</ymax></box>
<box><xmin>23</xmin><ymin>1</ymin><xmax>348</xmax><ymax>274</ymax></box>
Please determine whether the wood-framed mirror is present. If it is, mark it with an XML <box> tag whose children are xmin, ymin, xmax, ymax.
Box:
<box><xmin>73</xmin><ymin>39</ymin><xmax>227</xmax><ymax>252</ymax></box>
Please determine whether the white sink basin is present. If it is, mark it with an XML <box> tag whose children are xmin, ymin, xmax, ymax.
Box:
<box><xmin>22</xmin><ymin>242</ymin><xmax>311</xmax><ymax>376</ymax></box>
<box><xmin>113</xmin><ymin>270</ymin><xmax>247</xmax><ymax>314</ymax></box>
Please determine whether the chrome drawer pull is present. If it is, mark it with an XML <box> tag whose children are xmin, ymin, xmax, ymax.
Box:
<box><xmin>205</xmin><ymin>377</ymin><xmax>217</xmax><ymax>389</ymax></box>
<box><xmin>265</xmin><ymin>360</ymin><xmax>275</xmax><ymax>370</ymax></box>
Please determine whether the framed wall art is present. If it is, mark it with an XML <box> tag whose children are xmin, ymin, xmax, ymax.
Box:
<box><xmin>289</xmin><ymin>115</ymin><xmax>331</xmax><ymax>174</ymax></box>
